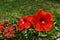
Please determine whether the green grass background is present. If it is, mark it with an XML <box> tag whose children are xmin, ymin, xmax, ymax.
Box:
<box><xmin>0</xmin><ymin>0</ymin><xmax>60</xmax><ymax>23</ymax></box>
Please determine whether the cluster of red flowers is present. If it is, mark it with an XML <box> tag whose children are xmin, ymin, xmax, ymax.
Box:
<box><xmin>0</xmin><ymin>21</ymin><xmax>15</xmax><ymax>38</ymax></box>
<box><xmin>0</xmin><ymin>9</ymin><xmax>52</xmax><ymax>39</ymax></box>
<box><xmin>17</xmin><ymin>9</ymin><xmax>52</xmax><ymax>32</ymax></box>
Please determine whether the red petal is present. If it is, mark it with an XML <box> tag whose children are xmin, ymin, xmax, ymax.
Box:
<box><xmin>34</xmin><ymin>23</ymin><xmax>43</xmax><ymax>32</ymax></box>
<box><xmin>42</xmin><ymin>21</ymin><xmax>52</xmax><ymax>31</ymax></box>
<box><xmin>45</xmin><ymin>12</ymin><xmax>52</xmax><ymax>22</ymax></box>
<box><xmin>24</xmin><ymin>22</ymin><xmax>31</xmax><ymax>29</ymax></box>
<box><xmin>18</xmin><ymin>26</ymin><xmax>24</xmax><ymax>31</ymax></box>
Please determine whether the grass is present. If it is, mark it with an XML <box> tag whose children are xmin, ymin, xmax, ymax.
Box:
<box><xmin>0</xmin><ymin>0</ymin><xmax>60</xmax><ymax>22</ymax></box>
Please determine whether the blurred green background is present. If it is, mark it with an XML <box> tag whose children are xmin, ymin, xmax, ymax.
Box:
<box><xmin>0</xmin><ymin>0</ymin><xmax>60</xmax><ymax>40</ymax></box>
<box><xmin>0</xmin><ymin>0</ymin><xmax>60</xmax><ymax>23</ymax></box>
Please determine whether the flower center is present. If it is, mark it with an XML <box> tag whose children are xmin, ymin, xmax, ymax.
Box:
<box><xmin>22</xmin><ymin>19</ymin><xmax>26</xmax><ymax>24</ymax></box>
<box><xmin>40</xmin><ymin>19</ymin><xmax>45</xmax><ymax>24</ymax></box>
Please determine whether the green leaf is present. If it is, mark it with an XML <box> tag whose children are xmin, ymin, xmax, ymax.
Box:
<box><xmin>50</xmin><ymin>35</ymin><xmax>57</xmax><ymax>39</ymax></box>
<box><xmin>38</xmin><ymin>32</ymin><xmax>47</xmax><ymax>37</ymax></box>
<box><xmin>55</xmin><ymin>27</ymin><xmax>59</xmax><ymax>30</ymax></box>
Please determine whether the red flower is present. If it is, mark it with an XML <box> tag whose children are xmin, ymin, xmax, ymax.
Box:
<box><xmin>9</xmin><ymin>24</ymin><xmax>15</xmax><ymax>31</ymax></box>
<box><xmin>3</xmin><ymin>24</ymin><xmax>16</xmax><ymax>38</ymax></box>
<box><xmin>17</xmin><ymin>16</ymin><xmax>32</xmax><ymax>31</ymax></box>
<box><xmin>4</xmin><ymin>27</ymin><xmax>9</xmax><ymax>33</ymax></box>
<box><xmin>32</xmin><ymin>9</ymin><xmax>52</xmax><ymax>31</ymax></box>
<box><xmin>0</xmin><ymin>21</ymin><xmax>16</xmax><ymax>38</ymax></box>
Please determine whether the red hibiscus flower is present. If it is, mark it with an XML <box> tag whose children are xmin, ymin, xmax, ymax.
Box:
<box><xmin>32</xmin><ymin>9</ymin><xmax>52</xmax><ymax>31</ymax></box>
<box><xmin>17</xmin><ymin>16</ymin><xmax>32</xmax><ymax>31</ymax></box>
